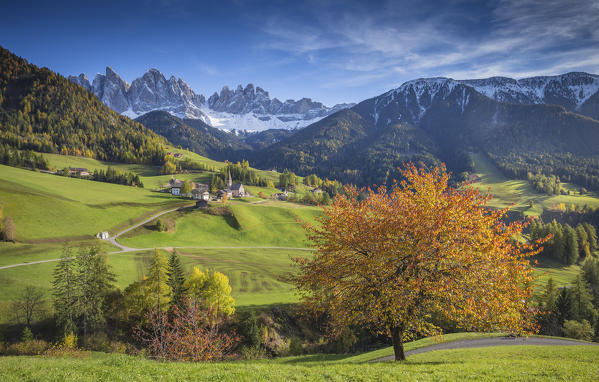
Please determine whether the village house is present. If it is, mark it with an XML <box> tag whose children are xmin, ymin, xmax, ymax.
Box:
<box><xmin>70</xmin><ymin>167</ymin><xmax>90</xmax><ymax>177</ymax></box>
<box><xmin>168</xmin><ymin>177</ymin><xmax>184</xmax><ymax>196</ymax></box>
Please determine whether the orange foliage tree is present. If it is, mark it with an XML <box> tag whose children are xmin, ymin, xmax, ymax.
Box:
<box><xmin>290</xmin><ymin>164</ymin><xmax>543</xmax><ymax>360</ymax></box>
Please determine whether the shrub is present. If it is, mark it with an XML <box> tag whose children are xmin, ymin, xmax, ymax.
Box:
<box><xmin>156</xmin><ymin>219</ymin><xmax>167</xmax><ymax>232</ymax></box>
<box><xmin>289</xmin><ymin>336</ymin><xmax>303</xmax><ymax>356</ymax></box>
<box><xmin>240</xmin><ymin>345</ymin><xmax>269</xmax><ymax>360</ymax></box>
<box><xmin>7</xmin><ymin>339</ymin><xmax>49</xmax><ymax>355</ymax></box>
<box><xmin>21</xmin><ymin>327</ymin><xmax>34</xmax><ymax>342</ymax></box>
<box><xmin>562</xmin><ymin>320</ymin><xmax>595</xmax><ymax>341</ymax></box>
<box><xmin>83</xmin><ymin>332</ymin><xmax>110</xmax><ymax>351</ymax></box>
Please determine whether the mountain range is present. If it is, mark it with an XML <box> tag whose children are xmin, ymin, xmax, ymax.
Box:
<box><xmin>68</xmin><ymin>68</ymin><xmax>354</xmax><ymax>132</ymax></box>
<box><xmin>5</xmin><ymin>43</ymin><xmax>599</xmax><ymax>189</ymax></box>
<box><xmin>253</xmin><ymin>73</ymin><xmax>599</xmax><ymax>186</ymax></box>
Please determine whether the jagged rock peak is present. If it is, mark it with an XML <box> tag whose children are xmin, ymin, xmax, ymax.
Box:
<box><xmin>68</xmin><ymin>73</ymin><xmax>91</xmax><ymax>92</ymax></box>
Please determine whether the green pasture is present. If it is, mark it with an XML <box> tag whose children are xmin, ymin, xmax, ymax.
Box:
<box><xmin>0</xmin><ymin>165</ymin><xmax>184</xmax><ymax>241</ymax></box>
<box><xmin>1</xmin><ymin>343</ymin><xmax>597</xmax><ymax>381</ymax></box>
<box><xmin>469</xmin><ymin>153</ymin><xmax>599</xmax><ymax>215</ymax></box>
<box><xmin>118</xmin><ymin>202</ymin><xmax>321</xmax><ymax>249</ymax></box>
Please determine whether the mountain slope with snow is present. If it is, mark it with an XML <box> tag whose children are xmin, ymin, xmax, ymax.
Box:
<box><xmin>68</xmin><ymin>67</ymin><xmax>354</xmax><ymax>132</ymax></box>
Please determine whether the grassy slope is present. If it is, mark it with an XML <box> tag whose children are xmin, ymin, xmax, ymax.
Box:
<box><xmin>1</xmin><ymin>345</ymin><xmax>598</xmax><ymax>381</ymax></box>
<box><xmin>0</xmin><ymin>165</ymin><xmax>183</xmax><ymax>241</ymax></box>
<box><xmin>469</xmin><ymin>153</ymin><xmax>596</xmax><ymax>288</ymax></box>
<box><xmin>0</xmin><ymin>154</ymin><xmax>321</xmax><ymax>320</ymax></box>
<box><xmin>118</xmin><ymin>202</ymin><xmax>320</xmax><ymax>249</ymax></box>
<box><xmin>469</xmin><ymin>153</ymin><xmax>599</xmax><ymax>215</ymax></box>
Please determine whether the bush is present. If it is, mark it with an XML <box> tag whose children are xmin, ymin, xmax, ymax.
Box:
<box><xmin>562</xmin><ymin>320</ymin><xmax>595</xmax><ymax>341</ymax></box>
<box><xmin>289</xmin><ymin>336</ymin><xmax>303</xmax><ymax>356</ymax></box>
<box><xmin>156</xmin><ymin>219</ymin><xmax>167</xmax><ymax>232</ymax></box>
<box><xmin>240</xmin><ymin>345</ymin><xmax>269</xmax><ymax>360</ymax></box>
<box><xmin>6</xmin><ymin>339</ymin><xmax>49</xmax><ymax>355</ymax></box>
<box><xmin>83</xmin><ymin>332</ymin><xmax>110</xmax><ymax>351</ymax></box>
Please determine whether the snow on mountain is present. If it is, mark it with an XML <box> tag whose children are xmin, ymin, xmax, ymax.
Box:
<box><xmin>69</xmin><ymin>67</ymin><xmax>354</xmax><ymax>132</ymax></box>
<box><xmin>461</xmin><ymin>72</ymin><xmax>599</xmax><ymax>109</ymax></box>
<box><xmin>370</xmin><ymin>72</ymin><xmax>599</xmax><ymax>128</ymax></box>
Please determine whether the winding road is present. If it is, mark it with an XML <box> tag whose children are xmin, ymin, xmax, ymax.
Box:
<box><xmin>0</xmin><ymin>205</ymin><xmax>313</xmax><ymax>270</ymax></box>
<box><xmin>376</xmin><ymin>336</ymin><xmax>597</xmax><ymax>361</ymax></box>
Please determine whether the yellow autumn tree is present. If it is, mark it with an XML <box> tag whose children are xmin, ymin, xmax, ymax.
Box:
<box><xmin>184</xmin><ymin>267</ymin><xmax>235</xmax><ymax>320</ymax></box>
<box><xmin>291</xmin><ymin>164</ymin><xmax>543</xmax><ymax>360</ymax></box>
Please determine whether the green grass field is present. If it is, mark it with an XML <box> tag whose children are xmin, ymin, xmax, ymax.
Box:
<box><xmin>0</xmin><ymin>165</ymin><xmax>185</xmax><ymax>241</ymax></box>
<box><xmin>1</xmin><ymin>344</ymin><xmax>597</xmax><ymax>381</ymax></box>
<box><xmin>469</xmin><ymin>153</ymin><xmax>599</xmax><ymax>216</ymax></box>
<box><xmin>118</xmin><ymin>202</ymin><xmax>320</xmax><ymax>249</ymax></box>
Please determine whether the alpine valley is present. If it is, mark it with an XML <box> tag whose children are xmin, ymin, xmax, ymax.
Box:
<box><xmin>67</xmin><ymin>62</ymin><xmax>599</xmax><ymax>188</ymax></box>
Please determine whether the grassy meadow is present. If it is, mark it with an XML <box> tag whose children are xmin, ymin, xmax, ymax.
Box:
<box><xmin>469</xmin><ymin>153</ymin><xmax>599</xmax><ymax>215</ymax></box>
<box><xmin>1</xmin><ymin>344</ymin><xmax>597</xmax><ymax>381</ymax></box>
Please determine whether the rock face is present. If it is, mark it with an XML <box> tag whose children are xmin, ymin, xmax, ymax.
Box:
<box><xmin>207</xmin><ymin>83</ymin><xmax>331</xmax><ymax>119</ymax></box>
<box><xmin>91</xmin><ymin>67</ymin><xmax>130</xmax><ymax>114</ymax></box>
<box><xmin>127</xmin><ymin>69</ymin><xmax>206</xmax><ymax>119</ymax></box>
<box><xmin>67</xmin><ymin>73</ymin><xmax>91</xmax><ymax>92</ymax></box>
<box><xmin>69</xmin><ymin>67</ymin><xmax>354</xmax><ymax>131</ymax></box>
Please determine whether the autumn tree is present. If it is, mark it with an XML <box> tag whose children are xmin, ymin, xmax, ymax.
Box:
<box><xmin>184</xmin><ymin>267</ymin><xmax>235</xmax><ymax>323</ymax></box>
<box><xmin>2</xmin><ymin>216</ymin><xmax>15</xmax><ymax>242</ymax></box>
<box><xmin>290</xmin><ymin>164</ymin><xmax>542</xmax><ymax>360</ymax></box>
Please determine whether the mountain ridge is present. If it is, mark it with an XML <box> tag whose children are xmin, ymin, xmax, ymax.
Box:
<box><xmin>68</xmin><ymin>67</ymin><xmax>354</xmax><ymax>132</ymax></box>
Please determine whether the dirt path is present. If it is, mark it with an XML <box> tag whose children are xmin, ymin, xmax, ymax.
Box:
<box><xmin>376</xmin><ymin>336</ymin><xmax>597</xmax><ymax>361</ymax></box>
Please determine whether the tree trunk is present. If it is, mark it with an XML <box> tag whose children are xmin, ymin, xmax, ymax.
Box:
<box><xmin>392</xmin><ymin>326</ymin><xmax>406</xmax><ymax>361</ymax></box>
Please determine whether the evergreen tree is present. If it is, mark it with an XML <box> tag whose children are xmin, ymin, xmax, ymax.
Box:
<box><xmin>52</xmin><ymin>246</ymin><xmax>79</xmax><ymax>335</ymax></box>
<box><xmin>537</xmin><ymin>278</ymin><xmax>561</xmax><ymax>335</ymax></box>
<box><xmin>146</xmin><ymin>249</ymin><xmax>172</xmax><ymax>311</ymax></box>
<box><xmin>583</xmin><ymin>223</ymin><xmax>598</xmax><ymax>250</ymax></box>
<box><xmin>563</xmin><ymin>224</ymin><xmax>579</xmax><ymax>265</ymax></box>
<box><xmin>555</xmin><ymin>288</ymin><xmax>573</xmax><ymax>327</ymax></box>
<box><xmin>76</xmin><ymin>246</ymin><xmax>115</xmax><ymax>340</ymax></box>
<box><xmin>167</xmin><ymin>250</ymin><xmax>187</xmax><ymax>310</ymax></box>
<box><xmin>570</xmin><ymin>275</ymin><xmax>598</xmax><ymax>325</ymax></box>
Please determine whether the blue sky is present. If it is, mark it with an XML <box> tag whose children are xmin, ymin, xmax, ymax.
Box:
<box><xmin>2</xmin><ymin>0</ymin><xmax>599</xmax><ymax>105</ymax></box>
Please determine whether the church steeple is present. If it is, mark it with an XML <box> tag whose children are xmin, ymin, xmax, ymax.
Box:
<box><xmin>227</xmin><ymin>170</ymin><xmax>233</xmax><ymax>189</ymax></box>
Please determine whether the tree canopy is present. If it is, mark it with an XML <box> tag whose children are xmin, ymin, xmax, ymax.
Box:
<box><xmin>291</xmin><ymin>164</ymin><xmax>542</xmax><ymax>360</ymax></box>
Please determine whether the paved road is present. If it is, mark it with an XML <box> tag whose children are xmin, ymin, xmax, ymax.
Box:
<box><xmin>376</xmin><ymin>336</ymin><xmax>597</xmax><ymax>361</ymax></box>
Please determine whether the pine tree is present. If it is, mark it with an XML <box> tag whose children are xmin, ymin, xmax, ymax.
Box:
<box><xmin>570</xmin><ymin>275</ymin><xmax>598</xmax><ymax>325</ymax></box>
<box><xmin>76</xmin><ymin>246</ymin><xmax>115</xmax><ymax>340</ymax></box>
<box><xmin>167</xmin><ymin>250</ymin><xmax>187</xmax><ymax>310</ymax></box>
<box><xmin>583</xmin><ymin>223</ymin><xmax>598</xmax><ymax>250</ymax></box>
<box><xmin>564</xmin><ymin>224</ymin><xmax>579</xmax><ymax>265</ymax></box>
<box><xmin>555</xmin><ymin>288</ymin><xmax>573</xmax><ymax>327</ymax></box>
<box><xmin>52</xmin><ymin>246</ymin><xmax>79</xmax><ymax>335</ymax></box>
<box><xmin>146</xmin><ymin>249</ymin><xmax>172</xmax><ymax>311</ymax></box>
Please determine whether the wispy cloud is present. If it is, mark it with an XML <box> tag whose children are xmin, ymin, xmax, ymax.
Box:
<box><xmin>257</xmin><ymin>0</ymin><xmax>599</xmax><ymax>92</ymax></box>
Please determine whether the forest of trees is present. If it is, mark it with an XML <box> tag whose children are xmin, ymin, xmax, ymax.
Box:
<box><xmin>0</xmin><ymin>46</ymin><xmax>167</xmax><ymax>164</ymax></box>
<box><xmin>88</xmin><ymin>167</ymin><xmax>143</xmax><ymax>188</ymax></box>
<box><xmin>527</xmin><ymin>172</ymin><xmax>563</xmax><ymax>195</ymax></box>
<box><xmin>0</xmin><ymin>143</ymin><xmax>49</xmax><ymax>170</ymax></box>
<box><xmin>536</xmin><ymin>260</ymin><xmax>599</xmax><ymax>341</ymax></box>
<box><xmin>490</xmin><ymin>151</ymin><xmax>599</xmax><ymax>193</ymax></box>
<box><xmin>529</xmin><ymin>220</ymin><xmax>598</xmax><ymax>265</ymax></box>
<box><xmin>1</xmin><ymin>247</ymin><xmax>239</xmax><ymax>360</ymax></box>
